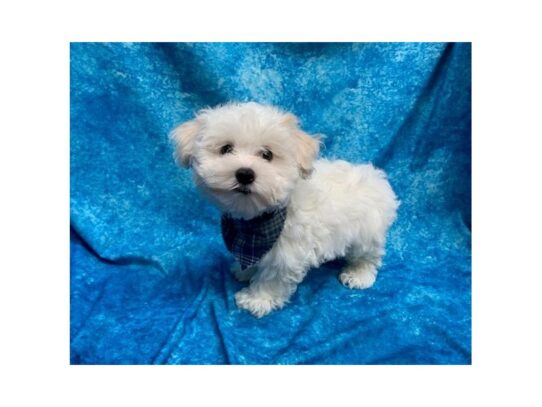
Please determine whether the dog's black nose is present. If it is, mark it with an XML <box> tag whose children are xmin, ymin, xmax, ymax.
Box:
<box><xmin>235</xmin><ymin>167</ymin><xmax>255</xmax><ymax>185</ymax></box>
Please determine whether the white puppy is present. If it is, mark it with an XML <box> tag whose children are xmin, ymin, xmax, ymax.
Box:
<box><xmin>171</xmin><ymin>102</ymin><xmax>399</xmax><ymax>317</ymax></box>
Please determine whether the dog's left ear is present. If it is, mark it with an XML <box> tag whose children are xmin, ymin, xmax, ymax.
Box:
<box><xmin>170</xmin><ymin>119</ymin><xmax>200</xmax><ymax>168</ymax></box>
<box><xmin>283</xmin><ymin>113</ymin><xmax>320</xmax><ymax>178</ymax></box>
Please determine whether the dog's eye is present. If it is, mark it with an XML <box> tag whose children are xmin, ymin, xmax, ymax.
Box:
<box><xmin>261</xmin><ymin>149</ymin><xmax>273</xmax><ymax>161</ymax></box>
<box><xmin>219</xmin><ymin>144</ymin><xmax>233</xmax><ymax>155</ymax></box>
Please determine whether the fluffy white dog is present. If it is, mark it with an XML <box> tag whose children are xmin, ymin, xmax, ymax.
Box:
<box><xmin>171</xmin><ymin>102</ymin><xmax>398</xmax><ymax>317</ymax></box>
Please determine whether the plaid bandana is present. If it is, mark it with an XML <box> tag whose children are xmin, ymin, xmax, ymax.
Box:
<box><xmin>221</xmin><ymin>207</ymin><xmax>287</xmax><ymax>270</ymax></box>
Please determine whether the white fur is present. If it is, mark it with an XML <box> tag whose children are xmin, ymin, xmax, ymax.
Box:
<box><xmin>172</xmin><ymin>102</ymin><xmax>399</xmax><ymax>317</ymax></box>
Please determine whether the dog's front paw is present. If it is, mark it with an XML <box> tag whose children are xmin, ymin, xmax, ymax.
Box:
<box><xmin>234</xmin><ymin>287</ymin><xmax>284</xmax><ymax>318</ymax></box>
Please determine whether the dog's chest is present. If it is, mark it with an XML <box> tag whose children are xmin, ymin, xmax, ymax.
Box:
<box><xmin>221</xmin><ymin>207</ymin><xmax>287</xmax><ymax>269</ymax></box>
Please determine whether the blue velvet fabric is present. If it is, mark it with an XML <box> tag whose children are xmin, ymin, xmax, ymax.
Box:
<box><xmin>70</xmin><ymin>42</ymin><xmax>471</xmax><ymax>364</ymax></box>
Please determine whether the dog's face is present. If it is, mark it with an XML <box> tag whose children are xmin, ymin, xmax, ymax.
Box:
<box><xmin>171</xmin><ymin>103</ymin><xmax>320</xmax><ymax>219</ymax></box>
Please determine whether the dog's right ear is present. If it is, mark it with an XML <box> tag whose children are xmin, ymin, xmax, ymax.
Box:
<box><xmin>170</xmin><ymin>119</ymin><xmax>200</xmax><ymax>168</ymax></box>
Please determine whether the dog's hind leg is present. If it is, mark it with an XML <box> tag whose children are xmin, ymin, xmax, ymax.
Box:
<box><xmin>340</xmin><ymin>244</ymin><xmax>383</xmax><ymax>289</ymax></box>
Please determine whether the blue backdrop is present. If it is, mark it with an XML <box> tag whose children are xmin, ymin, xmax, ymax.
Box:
<box><xmin>70</xmin><ymin>42</ymin><xmax>471</xmax><ymax>364</ymax></box>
